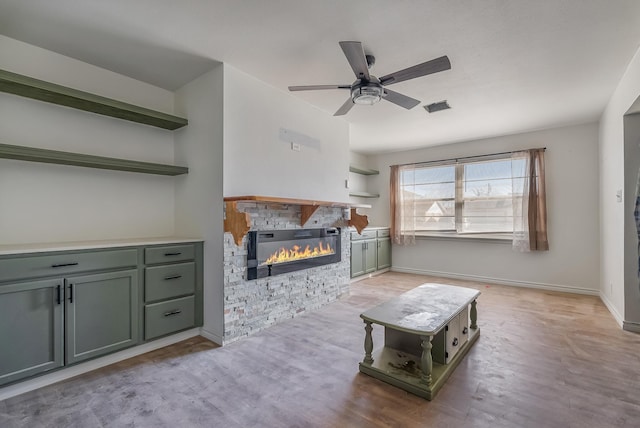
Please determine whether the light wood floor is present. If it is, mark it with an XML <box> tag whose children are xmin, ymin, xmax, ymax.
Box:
<box><xmin>2</xmin><ymin>272</ymin><xmax>640</xmax><ymax>427</ymax></box>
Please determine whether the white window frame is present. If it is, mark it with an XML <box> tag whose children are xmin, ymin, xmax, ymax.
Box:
<box><xmin>404</xmin><ymin>153</ymin><xmax>524</xmax><ymax>241</ymax></box>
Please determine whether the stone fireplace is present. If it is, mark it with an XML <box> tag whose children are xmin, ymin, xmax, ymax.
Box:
<box><xmin>223</xmin><ymin>201</ymin><xmax>350</xmax><ymax>344</ymax></box>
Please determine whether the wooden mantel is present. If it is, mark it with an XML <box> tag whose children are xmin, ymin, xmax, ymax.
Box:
<box><xmin>223</xmin><ymin>195</ymin><xmax>369</xmax><ymax>245</ymax></box>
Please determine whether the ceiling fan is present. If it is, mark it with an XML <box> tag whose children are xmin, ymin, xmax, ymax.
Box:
<box><xmin>288</xmin><ymin>41</ymin><xmax>451</xmax><ymax>116</ymax></box>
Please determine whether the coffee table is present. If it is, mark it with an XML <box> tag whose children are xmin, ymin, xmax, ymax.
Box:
<box><xmin>359</xmin><ymin>283</ymin><xmax>480</xmax><ymax>400</ymax></box>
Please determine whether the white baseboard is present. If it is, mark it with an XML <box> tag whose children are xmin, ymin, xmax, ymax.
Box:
<box><xmin>0</xmin><ymin>328</ymin><xmax>200</xmax><ymax>402</ymax></box>
<box><xmin>599</xmin><ymin>292</ymin><xmax>624</xmax><ymax>328</ymax></box>
<box><xmin>390</xmin><ymin>267</ymin><xmax>600</xmax><ymax>296</ymax></box>
<box><xmin>199</xmin><ymin>328</ymin><xmax>223</xmax><ymax>346</ymax></box>
<box><xmin>350</xmin><ymin>268</ymin><xmax>391</xmax><ymax>283</ymax></box>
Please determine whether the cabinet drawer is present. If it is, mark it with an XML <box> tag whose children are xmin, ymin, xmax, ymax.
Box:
<box><xmin>0</xmin><ymin>249</ymin><xmax>138</xmax><ymax>283</ymax></box>
<box><xmin>145</xmin><ymin>296</ymin><xmax>195</xmax><ymax>340</ymax></box>
<box><xmin>145</xmin><ymin>262</ymin><xmax>195</xmax><ymax>302</ymax></box>
<box><xmin>145</xmin><ymin>244</ymin><xmax>195</xmax><ymax>265</ymax></box>
<box><xmin>351</xmin><ymin>230</ymin><xmax>377</xmax><ymax>241</ymax></box>
<box><xmin>377</xmin><ymin>229</ymin><xmax>390</xmax><ymax>238</ymax></box>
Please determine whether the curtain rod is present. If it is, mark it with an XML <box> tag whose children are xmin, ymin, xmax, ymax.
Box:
<box><xmin>391</xmin><ymin>147</ymin><xmax>546</xmax><ymax>168</ymax></box>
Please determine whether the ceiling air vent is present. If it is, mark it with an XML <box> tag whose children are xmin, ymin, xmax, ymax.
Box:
<box><xmin>424</xmin><ymin>101</ymin><xmax>450</xmax><ymax>113</ymax></box>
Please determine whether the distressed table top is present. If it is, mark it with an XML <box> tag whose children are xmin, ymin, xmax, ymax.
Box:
<box><xmin>360</xmin><ymin>283</ymin><xmax>480</xmax><ymax>335</ymax></box>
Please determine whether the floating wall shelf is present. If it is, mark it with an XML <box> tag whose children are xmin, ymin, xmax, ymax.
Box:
<box><xmin>349</xmin><ymin>191</ymin><xmax>380</xmax><ymax>198</ymax></box>
<box><xmin>0</xmin><ymin>143</ymin><xmax>188</xmax><ymax>176</ymax></box>
<box><xmin>349</xmin><ymin>165</ymin><xmax>379</xmax><ymax>175</ymax></box>
<box><xmin>0</xmin><ymin>69</ymin><xmax>188</xmax><ymax>130</ymax></box>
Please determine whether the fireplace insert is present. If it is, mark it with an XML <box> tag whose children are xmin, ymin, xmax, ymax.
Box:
<box><xmin>247</xmin><ymin>228</ymin><xmax>341</xmax><ymax>280</ymax></box>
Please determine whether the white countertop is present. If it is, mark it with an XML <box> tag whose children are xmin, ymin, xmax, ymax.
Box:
<box><xmin>0</xmin><ymin>237</ymin><xmax>204</xmax><ymax>256</ymax></box>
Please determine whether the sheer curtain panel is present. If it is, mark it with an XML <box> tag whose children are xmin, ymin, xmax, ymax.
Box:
<box><xmin>512</xmin><ymin>149</ymin><xmax>549</xmax><ymax>251</ymax></box>
<box><xmin>390</xmin><ymin>164</ymin><xmax>417</xmax><ymax>245</ymax></box>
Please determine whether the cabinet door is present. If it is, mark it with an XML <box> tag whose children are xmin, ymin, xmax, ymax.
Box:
<box><xmin>445</xmin><ymin>315</ymin><xmax>461</xmax><ymax>363</ymax></box>
<box><xmin>65</xmin><ymin>269</ymin><xmax>138</xmax><ymax>364</ymax></box>
<box><xmin>0</xmin><ymin>278</ymin><xmax>63</xmax><ymax>386</ymax></box>
<box><xmin>364</xmin><ymin>239</ymin><xmax>377</xmax><ymax>274</ymax></box>
<box><xmin>376</xmin><ymin>237</ymin><xmax>391</xmax><ymax>270</ymax></box>
<box><xmin>351</xmin><ymin>241</ymin><xmax>365</xmax><ymax>278</ymax></box>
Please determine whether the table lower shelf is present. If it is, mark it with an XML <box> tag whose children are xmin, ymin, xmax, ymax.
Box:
<box><xmin>358</xmin><ymin>327</ymin><xmax>479</xmax><ymax>400</ymax></box>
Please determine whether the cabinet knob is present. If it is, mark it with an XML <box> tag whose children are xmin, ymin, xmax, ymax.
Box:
<box><xmin>462</xmin><ymin>326</ymin><xmax>468</xmax><ymax>335</ymax></box>
<box><xmin>452</xmin><ymin>337</ymin><xmax>459</xmax><ymax>347</ymax></box>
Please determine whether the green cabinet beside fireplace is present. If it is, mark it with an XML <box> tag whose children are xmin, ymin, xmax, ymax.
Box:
<box><xmin>0</xmin><ymin>239</ymin><xmax>203</xmax><ymax>387</ymax></box>
<box><xmin>351</xmin><ymin>228</ymin><xmax>391</xmax><ymax>279</ymax></box>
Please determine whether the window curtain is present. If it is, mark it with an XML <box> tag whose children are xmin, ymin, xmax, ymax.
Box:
<box><xmin>390</xmin><ymin>164</ymin><xmax>416</xmax><ymax>245</ymax></box>
<box><xmin>512</xmin><ymin>149</ymin><xmax>549</xmax><ymax>251</ymax></box>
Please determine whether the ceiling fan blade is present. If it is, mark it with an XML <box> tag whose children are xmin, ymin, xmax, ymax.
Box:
<box><xmin>380</xmin><ymin>56</ymin><xmax>451</xmax><ymax>86</ymax></box>
<box><xmin>339</xmin><ymin>41</ymin><xmax>371</xmax><ymax>81</ymax></box>
<box><xmin>288</xmin><ymin>85</ymin><xmax>351</xmax><ymax>91</ymax></box>
<box><xmin>383</xmin><ymin>89</ymin><xmax>421</xmax><ymax>110</ymax></box>
<box><xmin>334</xmin><ymin>97</ymin><xmax>355</xmax><ymax>116</ymax></box>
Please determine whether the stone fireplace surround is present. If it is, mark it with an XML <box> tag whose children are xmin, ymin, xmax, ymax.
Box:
<box><xmin>223</xmin><ymin>202</ymin><xmax>350</xmax><ymax>344</ymax></box>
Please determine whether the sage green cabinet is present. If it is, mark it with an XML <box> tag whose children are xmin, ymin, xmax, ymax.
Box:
<box><xmin>351</xmin><ymin>230</ymin><xmax>377</xmax><ymax>278</ymax></box>
<box><xmin>0</xmin><ymin>240</ymin><xmax>202</xmax><ymax>387</ymax></box>
<box><xmin>351</xmin><ymin>228</ymin><xmax>392</xmax><ymax>279</ymax></box>
<box><xmin>0</xmin><ymin>279</ymin><xmax>63</xmax><ymax>386</ymax></box>
<box><xmin>376</xmin><ymin>237</ymin><xmax>391</xmax><ymax>270</ymax></box>
<box><xmin>65</xmin><ymin>270</ymin><xmax>138</xmax><ymax>364</ymax></box>
<box><xmin>350</xmin><ymin>240</ymin><xmax>366</xmax><ymax>277</ymax></box>
<box><xmin>143</xmin><ymin>243</ymin><xmax>202</xmax><ymax>340</ymax></box>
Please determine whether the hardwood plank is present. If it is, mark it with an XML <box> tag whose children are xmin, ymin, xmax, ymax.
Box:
<box><xmin>3</xmin><ymin>272</ymin><xmax>640</xmax><ymax>428</ymax></box>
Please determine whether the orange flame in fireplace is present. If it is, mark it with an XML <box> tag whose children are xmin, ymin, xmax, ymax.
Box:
<box><xmin>261</xmin><ymin>241</ymin><xmax>335</xmax><ymax>265</ymax></box>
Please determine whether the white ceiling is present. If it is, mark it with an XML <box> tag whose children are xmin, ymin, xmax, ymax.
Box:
<box><xmin>1</xmin><ymin>0</ymin><xmax>639</xmax><ymax>154</ymax></box>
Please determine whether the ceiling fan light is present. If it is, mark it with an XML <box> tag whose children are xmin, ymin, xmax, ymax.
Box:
<box><xmin>352</xmin><ymin>86</ymin><xmax>383</xmax><ymax>105</ymax></box>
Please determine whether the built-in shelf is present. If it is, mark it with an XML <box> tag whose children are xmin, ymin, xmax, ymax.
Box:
<box><xmin>0</xmin><ymin>69</ymin><xmax>188</xmax><ymax>130</ymax></box>
<box><xmin>349</xmin><ymin>165</ymin><xmax>379</xmax><ymax>175</ymax></box>
<box><xmin>0</xmin><ymin>143</ymin><xmax>188</xmax><ymax>176</ymax></box>
<box><xmin>349</xmin><ymin>191</ymin><xmax>380</xmax><ymax>198</ymax></box>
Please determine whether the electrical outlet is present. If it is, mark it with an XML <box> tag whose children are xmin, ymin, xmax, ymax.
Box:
<box><xmin>291</xmin><ymin>142</ymin><xmax>301</xmax><ymax>151</ymax></box>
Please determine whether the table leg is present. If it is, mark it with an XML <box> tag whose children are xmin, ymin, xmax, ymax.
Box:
<box><xmin>363</xmin><ymin>321</ymin><xmax>374</xmax><ymax>364</ymax></box>
<box><xmin>420</xmin><ymin>335</ymin><xmax>433</xmax><ymax>385</ymax></box>
<box><xmin>470</xmin><ymin>299</ymin><xmax>478</xmax><ymax>330</ymax></box>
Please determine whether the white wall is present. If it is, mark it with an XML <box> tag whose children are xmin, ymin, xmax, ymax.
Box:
<box><xmin>222</xmin><ymin>65</ymin><xmax>350</xmax><ymax>202</ymax></box>
<box><xmin>599</xmin><ymin>46</ymin><xmax>640</xmax><ymax>327</ymax></box>
<box><xmin>174</xmin><ymin>65</ymin><xmax>225</xmax><ymax>343</ymax></box>
<box><xmin>366</xmin><ymin>123</ymin><xmax>600</xmax><ymax>294</ymax></box>
<box><xmin>0</xmin><ymin>36</ymin><xmax>178</xmax><ymax>244</ymax></box>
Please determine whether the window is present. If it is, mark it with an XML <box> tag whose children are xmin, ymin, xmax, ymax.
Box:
<box><xmin>397</xmin><ymin>155</ymin><xmax>527</xmax><ymax>237</ymax></box>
